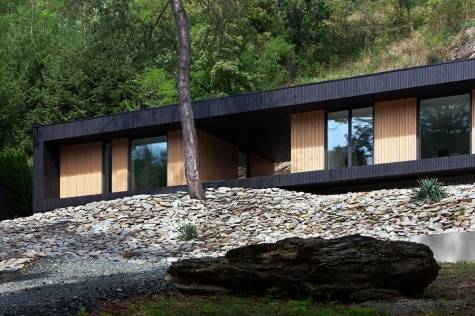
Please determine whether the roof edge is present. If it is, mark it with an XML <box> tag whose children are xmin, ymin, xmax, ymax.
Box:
<box><xmin>35</xmin><ymin>58</ymin><xmax>475</xmax><ymax>129</ymax></box>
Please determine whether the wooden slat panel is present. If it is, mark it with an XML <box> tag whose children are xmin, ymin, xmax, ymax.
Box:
<box><xmin>167</xmin><ymin>130</ymin><xmax>186</xmax><ymax>186</ymax></box>
<box><xmin>167</xmin><ymin>130</ymin><xmax>239</xmax><ymax>185</ymax></box>
<box><xmin>249</xmin><ymin>153</ymin><xmax>275</xmax><ymax>177</ymax></box>
<box><xmin>198</xmin><ymin>130</ymin><xmax>238</xmax><ymax>181</ymax></box>
<box><xmin>374</xmin><ymin>97</ymin><xmax>417</xmax><ymax>164</ymax></box>
<box><xmin>290</xmin><ymin>110</ymin><xmax>325</xmax><ymax>173</ymax></box>
<box><xmin>111</xmin><ymin>138</ymin><xmax>128</xmax><ymax>192</ymax></box>
<box><xmin>60</xmin><ymin>142</ymin><xmax>103</xmax><ymax>198</ymax></box>
<box><xmin>472</xmin><ymin>89</ymin><xmax>475</xmax><ymax>154</ymax></box>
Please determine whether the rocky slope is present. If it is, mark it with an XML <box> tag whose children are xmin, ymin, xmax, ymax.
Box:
<box><xmin>448</xmin><ymin>27</ymin><xmax>475</xmax><ymax>61</ymax></box>
<box><xmin>1</xmin><ymin>185</ymin><xmax>475</xmax><ymax>272</ymax></box>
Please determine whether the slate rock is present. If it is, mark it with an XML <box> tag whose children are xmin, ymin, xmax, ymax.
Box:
<box><xmin>166</xmin><ymin>235</ymin><xmax>439</xmax><ymax>301</ymax></box>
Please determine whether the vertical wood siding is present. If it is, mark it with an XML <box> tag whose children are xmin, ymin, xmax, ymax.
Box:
<box><xmin>290</xmin><ymin>110</ymin><xmax>325</xmax><ymax>173</ymax></box>
<box><xmin>60</xmin><ymin>142</ymin><xmax>103</xmax><ymax>198</ymax></box>
<box><xmin>198</xmin><ymin>130</ymin><xmax>238</xmax><ymax>181</ymax></box>
<box><xmin>111</xmin><ymin>138</ymin><xmax>129</xmax><ymax>192</ymax></box>
<box><xmin>167</xmin><ymin>130</ymin><xmax>186</xmax><ymax>186</ymax></box>
<box><xmin>249</xmin><ymin>153</ymin><xmax>275</xmax><ymax>177</ymax></box>
<box><xmin>472</xmin><ymin>89</ymin><xmax>475</xmax><ymax>154</ymax></box>
<box><xmin>167</xmin><ymin>130</ymin><xmax>239</xmax><ymax>186</ymax></box>
<box><xmin>374</xmin><ymin>97</ymin><xmax>417</xmax><ymax>164</ymax></box>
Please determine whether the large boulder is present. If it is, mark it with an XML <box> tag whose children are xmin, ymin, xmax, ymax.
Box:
<box><xmin>166</xmin><ymin>235</ymin><xmax>440</xmax><ymax>301</ymax></box>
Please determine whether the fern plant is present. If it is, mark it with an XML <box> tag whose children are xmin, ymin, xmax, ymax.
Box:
<box><xmin>177</xmin><ymin>222</ymin><xmax>199</xmax><ymax>241</ymax></box>
<box><xmin>414</xmin><ymin>178</ymin><xmax>448</xmax><ymax>204</ymax></box>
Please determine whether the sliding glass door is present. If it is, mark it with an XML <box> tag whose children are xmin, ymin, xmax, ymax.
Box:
<box><xmin>327</xmin><ymin>111</ymin><xmax>349</xmax><ymax>169</ymax></box>
<box><xmin>327</xmin><ymin>107</ymin><xmax>373</xmax><ymax>169</ymax></box>
<box><xmin>130</xmin><ymin>136</ymin><xmax>168</xmax><ymax>190</ymax></box>
<box><xmin>419</xmin><ymin>94</ymin><xmax>471</xmax><ymax>159</ymax></box>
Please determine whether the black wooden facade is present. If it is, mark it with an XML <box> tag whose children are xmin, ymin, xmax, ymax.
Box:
<box><xmin>33</xmin><ymin>59</ymin><xmax>475</xmax><ymax>212</ymax></box>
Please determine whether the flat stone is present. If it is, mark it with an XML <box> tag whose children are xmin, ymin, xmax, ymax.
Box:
<box><xmin>0</xmin><ymin>185</ymin><xmax>474</xmax><ymax>264</ymax></box>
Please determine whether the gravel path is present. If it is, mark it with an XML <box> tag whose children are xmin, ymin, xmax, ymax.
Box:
<box><xmin>0</xmin><ymin>257</ymin><xmax>170</xmax><ymax>316</ymax></box>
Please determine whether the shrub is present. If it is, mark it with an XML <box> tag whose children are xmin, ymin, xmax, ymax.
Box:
<box><xmin>177</xmin><ymin>222</ymin><xmax>199</xmax><ymax>241</ymax></box>
<box><xmin>0</xmin><ymin>148</ymin><xmax>32</xmax><ymax>218</ymax></box>
<box><xmin>414</xmin><ymin>178</ymin><xmax>448</xmax><ymax>204</ymax></box>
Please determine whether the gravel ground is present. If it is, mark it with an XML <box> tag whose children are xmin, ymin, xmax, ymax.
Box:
<box><xmin>0</xmin><ymin>257</ymin><xmax>170</xmax><ymax>316</ymax></box>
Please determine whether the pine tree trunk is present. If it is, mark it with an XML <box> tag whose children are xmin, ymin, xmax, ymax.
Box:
<box><xmin>170</xmin><ymin>0</ymin><xmax>206</xmax><ymax>200</ymax></box>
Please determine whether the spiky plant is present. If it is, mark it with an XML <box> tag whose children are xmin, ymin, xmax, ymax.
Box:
<box><xmin>414</xmin><ymin>178</ymin><xmax>448</xmax><ymax>204</ymax></box>
<box><xmin>177</xmin><ymin>222</ymin><xmax>198</xmax><ymax>241</ymax></box>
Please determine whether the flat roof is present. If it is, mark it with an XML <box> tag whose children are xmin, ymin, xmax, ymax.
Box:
<box><xmin>35</xmin><ymin>58</ymin><xmax>475</xmax><ymax>141</ymax></box>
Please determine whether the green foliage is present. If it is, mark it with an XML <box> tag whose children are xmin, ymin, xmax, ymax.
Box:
<box><xmin>414</xmin><ymin>178</ymin><xmax>448</xmax><ymax>204</ymax></box>
<box><xmin>89</xmin><ymin>295</ymin><xmax>383</xmax><ymax>315</ymax></box>
<box><xmin>137</xmin><ymin>68</ymin><xmax>177</xmax><ymax>106</ymax></box>
<box><xmin>0</xmin><ymin>149</ymin><xmax>32</xmax><ymax>217</ymax></box>
<box><xmin>76</xmin><ymin>305</ymin><xmax>88</xmax><ymax>316</ymax></box>
<box><xmin>177</xmin><ymin>222</ymin><xmax>198</xmax><ymax>241</ymax></box>
<box><xmin>0</xmin><ymin>0</ymin><xmax>473</xmax><ymax>167</ymax></box>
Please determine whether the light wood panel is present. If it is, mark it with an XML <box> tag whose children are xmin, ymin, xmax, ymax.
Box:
<box><xmin>290</xmin><ymin>110</ymin><xmax>325</xmax><ymax>173</ymax></box>
<box><xmin>249</xmin><ymin>153</ymin><xmax>275</xmax><ymax>177</ymax></box>
<box><xmin>111</xmin><ymin>138</ymin><xmax>128</xmax><ymax>192</ymax></box>
<box><xmin>60</xmin><ymin>142</ymin><xmax>103</xmax><ymax>198</ymax></box>
<box><xmin>167</xmin><ymin>130</ymin><xmax>239</xmax><ymax>185</ymax></box>
<box><xmin>374</xmin><ymin>97</ymin><xmax>417</xmax><ymax>164</ymax></box>
<box><xmin>167</xmin><ymin>130</ymin><xmax>186</xmax><ymax>186</ymax></box>
<box><xmin>472</xmin><ymin>89</ymin><xmax>475</xmax><ymax>154</ymax></box>
<box><xmin>198</xmin><ymin>130</ymin><xmax>238</xmax><ymax>181</ymax></box>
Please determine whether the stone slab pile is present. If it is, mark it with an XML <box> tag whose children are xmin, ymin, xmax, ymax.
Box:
<box><xmin>1</xmin><ymin>185</ymin><xmax>475</xmax><ymax>272</ymax></box>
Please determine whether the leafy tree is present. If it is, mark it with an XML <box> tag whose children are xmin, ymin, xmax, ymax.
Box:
<box><xmin>0</xmin><ymin>149</ymin><xmax>32</xmax><ymax>217</ymax></box>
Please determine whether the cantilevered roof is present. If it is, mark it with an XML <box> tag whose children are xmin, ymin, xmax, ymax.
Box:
<box><xmin>35</xmin><ymin>59</ymin><xmax>475</xmax><ymax>141</ymax></box>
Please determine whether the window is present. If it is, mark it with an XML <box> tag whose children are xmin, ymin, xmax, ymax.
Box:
<box><xmin>351</xmin><ymin>107</ymin><xmax>374</xmax><ymax>166</ymax></box>
<box><xmin>103</xmin><ymin>142</ymin><xmax>112</xmax><ymax>193</ymax></box>
<box><xmin>130</xmin><ymin>136</ymin><xmax>167</xmax><ymax>190</ymax></box>
<box><xmin>238</xmin><ymin>151</ymin><xmax>248</xmax><ymax>179</ymax></box>
<box><xmin>327</xmin><ymin>107</ymin><xmax>373</xmax><ymax>169</ymax></box>
<box><xmin>327</xmin><ymin>111</ymin><xmax>349</xmax><ymax>169</ymax></box>
<box><xmin>420</xmin><ymin>94</ymin><xmax>471</xmax><ymax>159</ymax></box>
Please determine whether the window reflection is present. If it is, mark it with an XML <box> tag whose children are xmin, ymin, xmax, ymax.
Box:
<box><xmin>103</xmin><ymin>142</ymin><xmax>112</xmax><ymax>193</ymax></box>
<box><xmin>420</xmin><ymin>94</ymin><xmax>470</xmax><ymax>159</ymax></box>
<box><xmin>352</xmin><ymin>107</ymin><xmax>373</xmax><ymax>166</ymax></box>
<box><xmin>327</xmin><ymin>107</ymin><xmax>374</xmax><ymax>169</ymax></box>
<box><xmin>327</xmin><ymin>110</ymin><xmax>349</xmax><ymax>169</ymax></box>
<box><xmin>130</xmin><ymin>136</ymin><xmax>167</xmax><ymax>190</ymax></box>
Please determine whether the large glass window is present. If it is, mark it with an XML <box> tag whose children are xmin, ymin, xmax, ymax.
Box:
<box><xmin>351</xmin><ymin>107</ymin><xmax>374</xmax><ymax>166</ymax></box>
<box><xmin>327</xmin><ymin>111</ymin><xmax>349</xmax><ymax>169</ymax></box>
<box><xmin>420</xmin><ymin>94</ymin><xmax>471</xmax><ymax>159</ymax></box>
<box><xmin>130</xmin><ymin>136</ymin><xmax>167</xmax><ymax>190</ymax></box>
<box><xmin>327</xmin><ymin>107</ymin><xmax>373</xmax><ymax>169</ymax></box>
<box><xmin>103</xmin><ymin>142</ymin><xmax>112</xmax><ymax>193</ymax></box>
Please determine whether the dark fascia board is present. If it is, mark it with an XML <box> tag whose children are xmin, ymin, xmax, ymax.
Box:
<box><xmin>35</xmin><ymin>59</ymin><xmax>475</xmax><ymax>142</ymax></box>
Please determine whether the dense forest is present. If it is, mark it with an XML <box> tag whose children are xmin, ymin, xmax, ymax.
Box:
<box><xmin>0</xmin><ymin>0</ymin><xmax>474</xmax><ymax>215</ymax></box>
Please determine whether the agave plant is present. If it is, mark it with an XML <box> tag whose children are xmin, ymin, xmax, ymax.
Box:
<box><xmin>414</xmin><ymin>178</ymin><xmax>448</xmax><ymax>204</ymax></box>
<box><xmin>177</xmin><ymin>222</ymin><xmax>199</xmax><ymax>241</ymax></box>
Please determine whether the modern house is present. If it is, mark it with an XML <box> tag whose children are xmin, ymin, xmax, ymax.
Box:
<box><xmin>33</xmin><ymin>59</ymin><xmax>475</xmax><ymax>212</ymax></box>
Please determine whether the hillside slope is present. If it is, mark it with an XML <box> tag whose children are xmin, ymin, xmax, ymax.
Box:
<box><xmin>1</xmin><ymin>184</ymin><xmax>474</xmax><ymax>273</ymax></box>
<box><xmin>310</xmin><ymin>26</ymin><xmax>475</xmax><ymax>83</ymax></box>
<box><xmin>0</xmin><ymin>0</ymin><xmax>474</xmax><ymax>218</ymax></box>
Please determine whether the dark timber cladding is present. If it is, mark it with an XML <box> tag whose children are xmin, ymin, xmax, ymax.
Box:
<box><xmin>33</xmin><ymin>59</ymin><xmax>475</xmax><ymax>212</ymax></box>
